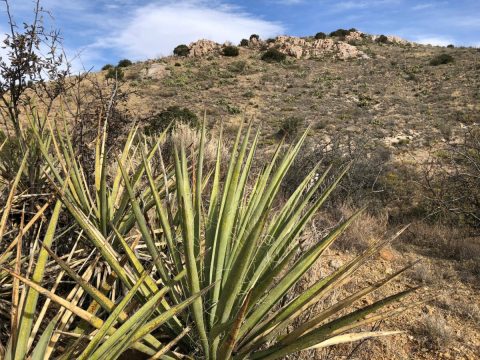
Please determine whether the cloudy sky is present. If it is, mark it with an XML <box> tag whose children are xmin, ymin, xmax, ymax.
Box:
<box><xmin>1</xmin><ymin>0</ymin><xmax>479</xmax><ymax>71</ymax></box>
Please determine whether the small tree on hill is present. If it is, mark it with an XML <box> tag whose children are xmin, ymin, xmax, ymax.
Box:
<box><xmin>117</xmin><ymin>59</ymin><xmax>133</xmax><ymax>67</ymax></box>
<box><xmin>174</xmin><ymin>44</ymin><xmax>190</xmax><ymax>57</ymax></box>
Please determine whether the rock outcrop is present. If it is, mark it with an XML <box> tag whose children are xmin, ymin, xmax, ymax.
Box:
<box><xmin>185</xmin><ymin>35</ymin><xmax>369</xmax><ymax>60</ymax></box>
<box><xmin>188</xmin><ymin>39</ymin><xmax>220</xmax><ymax>57</ymax></box>
<box><xmin>371</xmin><ymin>34</ymin><xmax>412</xmax><ymax>45</ymax></box>
<box><xmin>272</xmin><ymin>35</ymin><xmax>367</xmax><ymax>60</ymax></box>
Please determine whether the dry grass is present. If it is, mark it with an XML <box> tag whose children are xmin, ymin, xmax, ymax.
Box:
<box><xmin>419</xmin><ymin>314</ymin><xmax>455</xmax><ymax>350</ymax></box>
<box><xmin>333</xmin><ymin>205</ymin><xmax>388</xmax><ymax>252</ymax></box>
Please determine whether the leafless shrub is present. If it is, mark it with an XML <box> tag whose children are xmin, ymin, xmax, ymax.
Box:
<box><xmin>419</xmin><ymin>314</ymin><xmax>455</xmax><ymax>349</ymax></box>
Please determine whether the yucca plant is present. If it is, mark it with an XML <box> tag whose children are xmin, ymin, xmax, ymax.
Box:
<box><xmin>0</xmin><ymin>118</ymin><xmax>422</xmax><ymax>359</ymax></box>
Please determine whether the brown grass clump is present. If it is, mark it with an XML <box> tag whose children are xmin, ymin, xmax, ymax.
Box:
<box><xmin>419</xmin><ymin>315</ymin><xmax>455</xmax><ymax>350</ymax></box>
<box><xmin>334</xmin><ymin>205</ymin><xmax>388</xmax><ymax>252</ymax></box>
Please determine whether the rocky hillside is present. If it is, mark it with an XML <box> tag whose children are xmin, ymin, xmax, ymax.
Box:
<box><xmin>118</xmin><ymin>32</ymin><xmax>478</xmax><ymax>157</ymax></box>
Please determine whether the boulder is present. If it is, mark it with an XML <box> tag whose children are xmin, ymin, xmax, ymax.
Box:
<box><xmin>188</xmin><ymin>39</ymin><xmax>220</xmax><ymax>57</ymax></box>
<box><xmin>345</xmin><ymin>31</ymin><xmax>365</xmax><ymax>42</ymax></box>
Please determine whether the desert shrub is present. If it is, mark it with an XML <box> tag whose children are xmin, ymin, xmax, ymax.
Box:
<box><xmin>105</xmin><ymin>66</ymin><xmax>124</xmax><ymax>80</ymax></box>
<box><xmin>447</xmin><ymin>44</ymin><xmax>455</xmax><ymax>48</ymax></box>
<box><xmin>261</xmin><ymin>48</ymin><xmax>286</xmax><ymax>63</ymax></box>
<box><xmin>145</xmin><ymin>105</ymin><xmax>199</xmax><ymax>134</ymax></box>
<box><xmin>334</xmin><ymin>205</ymin><xmax>387</xmax><ymax>252</ymax></box>
<box><xmin>376</xmin><ymin>35</ymin><xmax>389</xmax><ymax>44</ymax></box>
<box><xmin>429</xmin><ymin>53</ymin><xmax>454</xmax><ymax>66</ymax></box>
<box><xmin>240</xmin><ymin>38</ymin><xmax>249</xmax><ymax>46</ymax></box>
<box><xmin>329</xmin><ymin>28</ymin><xmax>350</xmax><ymax>37</ymax></box>
<box><xmin>249</xmin><ymin>33</ymin><xmax>260</xmax><ymax>41</ymax></box>
<box><xmin>266</xmin><ymin>38</ymin><xmax>276</xmax><ymax>43</ymax></box>
<box><xmin>117</xmin><ymin>59</ymin><xmax>133</xmax><ymax>68</ymax></box>
<box><xmin>227</xmin><ymin>60</ymin><xmax>247</xmax><ymax>73</ymax></box>
<box><xmin>101</xmin><ymin>64</ymin><xmax>113</xmax><ymax>71</ymax></box>
<box><xmin>277</xmin><ymin>116</ymin><xmax>304</xmax><ymax>140</ymax></box>
<box><xmin>315</xmin><ymin>32</ymin><xmax>327</xmax><ymax>39</ymax></box>
<box><xmin>420</xmin><ymin>315</ymin><xmax>455</xmax><ymax>349</ymax></box>
<box><xmin>420</xmin><ymin>127</ymin><xmax>480</xmax><ymax>228</ymax></box>
<box><xmin>222</xmin><ymin>45</ymin><xmax>239</xmax><ymax>57</ymax></box>
<box><xmin>173</xmin><ymin>44</ymin><xmax>190</xmax><ymax>57</ymax></box>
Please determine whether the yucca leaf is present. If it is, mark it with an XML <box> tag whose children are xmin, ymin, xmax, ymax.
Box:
<box><xmin>14</xmin><ymin>200</ymin><xmax>62</xmax><ymax>360</ymax></box>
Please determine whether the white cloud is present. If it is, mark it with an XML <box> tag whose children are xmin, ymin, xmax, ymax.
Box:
<box><xmin>98</xmin><ymin>2</ymin><xmax>284</xmax><ymax>60</ymax></box>
<box><xmin>333</xmin><ymin>0</ymin><xmax>401</xmax><ymax>11</ymax></box>
<box><xmin>273</xmin><ymin>0</ymin><xmax>304</xmax><ymax>4</ymax></box>
<box><xmin>412</xmin><ymin>3</ymin><xmax>434</xmax><ymax>11</ymax></box>
<box><xmin>415</xmin><ymin>36</ymin><xmax>454</xmax><ymax>46</ymax></box>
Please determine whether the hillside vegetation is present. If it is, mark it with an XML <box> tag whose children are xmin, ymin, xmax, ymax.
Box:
<box><xmin>0</xmin><ymin>22</ymin><xmax>479</xmax><ymax>360</ymax></box>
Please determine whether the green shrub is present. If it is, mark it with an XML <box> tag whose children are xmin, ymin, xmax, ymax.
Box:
<box><xmin>249</xmin><ymin>34</ymin><xmax>260</xmax><ymax>41</ymax></box>
<box><xmin>430</xmin><ymin>53</ymin><xmax>454</xmax><ymax>66</ymax></box>
<box><xmin>447</xmin><ymin>44</ymin><xmax>455</xmax><ymax>48</ymax></box>
<box><xmin>117</xmin><ymin>59</ymin><xmax>133</xmax><ymax>68</ymax></box>
<box><xmin>173</xmin><ymin>44</ymin><xmax>190</xmax><ymax>57</ymax></box>
<box><xmin>266</xmin><ymin>38</ymin><xmax>276</xmax><ymax>43</ymax></box>
<box><xmin>145</xmin><ymin>106</ymin><xmax>199</xmax><ymax>134</ymax></box>
<box><xmin>227</xmin><ymin>60</ymin><xmax>247</xmax><ymax>73</ymax></box>
<box><xmin>329</xmin><ymin>28</ymin><xmax>350</xmax><ymax>37</ymax></box>
<box><xmin>101</xmin><ymin>64</ymin><xmax>114</xmax><ymax>71</ymax></box>
<box><xmin>222</xmin><ymin>45</ymin><xmax>239</xmax><ymax>57</ymax></box>
<box><xmin>105</xmin><ymin>67</ymin><xmax>124</xmax><ymax>80</ymax></box>
<box><xmin>315</xmin><ymin>32</ymin><xmax>327</xmax><ymax>39</ymax></box>
<box><xmin>240</xmin><ymin>38</ymin><xmax>249</xmax><ymax>47</ymax></box>
<box><xmin>277</xmin><ymin>116</ymin><xmax>304</xmax><ymax>140</ymax></box>
<box><xmin>376</xmin><ymin>35</ymin><xmax>389</xmax><ymax>44</ymax></box>
<box><xmin>261</xmin><ymin>48</ymin><xmax>286</xmax><ymax>63</ymax></box>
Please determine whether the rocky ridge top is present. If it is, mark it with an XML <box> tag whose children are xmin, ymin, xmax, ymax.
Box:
<box><xmin>186</xmin><ymin>31</ymin><xmax>413</xmax><ymax>60</ymax></box>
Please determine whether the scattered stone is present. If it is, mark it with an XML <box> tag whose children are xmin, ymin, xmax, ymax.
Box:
<box><xmin>379</xmin><ymin>248</ymin><xmax>396</xmax><ymax>261</ymax></box>
<box><xmin>329</xmin><ymin>259</ymin><xmax>342</xmax><ymax>270</ymax></box>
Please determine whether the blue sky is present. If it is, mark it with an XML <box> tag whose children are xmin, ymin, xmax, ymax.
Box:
<box><xmin>1</xmin><ymin>0</ymin><xmax>479</xmax><ymax>71</ymax></box>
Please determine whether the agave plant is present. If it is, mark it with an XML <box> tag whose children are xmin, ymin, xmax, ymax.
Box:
<box><xmin>0</xmin><ymin>118</ymin><xmax>421</xmax><ymax>359</ymax></box>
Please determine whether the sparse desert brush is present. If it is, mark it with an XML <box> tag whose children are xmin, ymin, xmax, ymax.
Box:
<box><xmin>105</xmin><ymin>66</ymin><xmax>124</xmax><ymax>80</ymax></box>
<box><xmin>101</xmin><ymin>63</ymin><xmax>114</xmax><ymax>70</ymax></box>
<box><xmin>315</xmin><ymin>32</ymin><xmax>327</xmax><ymax>39</ymax></box>
<box><xmin>376</xmin><ymin>35</ymin><xmax>389</xmax><ymax>44</ymax></box>
<box><xmin>261</xmin><ymin>48</ymin><xmax>287</xmax><ymax>63</ymax></box>
<box><xmin>0</xmin><ymin>114</ymin><xmax>421</xmax><ymax>359</ymax></box>
<box><xmin>173</xmin><ymin>44</ymin><xmax>190</xmax><ymax>57</ymax></box>
<box><xmin>240</xmin><ymin>38</ymin><xmax>249</xmax><ymax>47</ymax></box>
<box><xmin>223</xmin><ymin>45</ymin><xmax>240</xmax><ymax>57</ymax></box>
<box><xmin>250</xmin><ymin>33</ymin><xmax>260</xmax><ymax>41</ymax></box>
<box><xmin>277</xmin><ymin>116</ymin><xmax>304</xmax><ymax>140</ymax></box>
<box><xmin>145</xmin><ymin>105</ymin><xmax>199</xmax><ymax>134</ymax></box>
<box><xmin>117</xmin><ymin>59</ymin><xmax>133</xmax><ymax>67</ymax></box>
<box><xmin>335</xmin><ymin>205</ymin><xmax>388</xmax><ymax>252</ymax></box>
<box><xmin>429</xmin><ymin>53</ymin><xmax>454</xmax><ymax>66</ymax></box>
<box><xmin>420</xmin><ymin>314</ymin><xmax>455</xmax><ymax>349</ymax></box>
